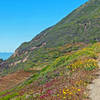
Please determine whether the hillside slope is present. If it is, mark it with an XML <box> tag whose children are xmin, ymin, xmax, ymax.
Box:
<box><xmin>0</xmin><ymin>0</ymin><xmax>99</xmax><ymax>75</ymax></box>
<box><xmin>0</xmin><ymin>0</ymin><xmax>100</xmax><ymax>74</ymax></box>
<box><xmin>0</xmin><ymin>42</ymin><xmax>100</xmax><ymax>100</ymax></box>
<box><xmin>17</xmin><ymin>0</ymin><xmax>100</xmax><ymax>49</ymax></box>
<box><xmin>1</xmin><ymin>0</ymin><xmax>100</xmax><ymax>99</ymax></box>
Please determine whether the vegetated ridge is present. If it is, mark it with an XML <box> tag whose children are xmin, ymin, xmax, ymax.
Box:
<box><xmin>1</xmin><ymin>0</ymin><xmax>100</xmax><ymax>75</ymax></box>
<box><xmin>0</xmin><ymin>0</ymin><xmax>100</xmax><ymax>100</ymax></box>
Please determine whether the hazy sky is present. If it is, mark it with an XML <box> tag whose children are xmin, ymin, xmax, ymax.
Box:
<box><xmin>0</xmin><ymin>0</ymin><xmax>88</xmax><ymax>52</ymax></box>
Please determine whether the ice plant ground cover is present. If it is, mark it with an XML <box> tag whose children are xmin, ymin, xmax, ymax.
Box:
<box><xmin>0</xmin><ymin>42</ymin><xmax>100</xmax><ymax>100</ymax></box>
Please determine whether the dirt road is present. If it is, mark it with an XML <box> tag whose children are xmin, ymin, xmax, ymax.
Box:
<box><xmin>88</xmin><ymin>62</ymin><xmax>100</xmax><ymax>100</ymax></box>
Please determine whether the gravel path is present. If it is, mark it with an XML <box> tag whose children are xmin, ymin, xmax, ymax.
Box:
<box><xmin>88</xmin><ymin>62</ymin><xmax>100</xmax><ymax>100</ymax></box>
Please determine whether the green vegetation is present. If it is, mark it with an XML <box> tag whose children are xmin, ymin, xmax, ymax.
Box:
<box><xmin>1</xmin><ymin>0</ymin><xmax>100</xmax><ymax>75</ymax></box>
<box><xmin>1</xmin><ymin>0</ymin><xmax>100</xmax><ymax>99</ymax></box>
<box><xmin>1</xmin><ymin>43</ymin><xmax>85</xmax><ymax>76</ymax></box>
<box><xmin>0</xmin><ymin>42</ymin><xmax>100</xmax><ymax>100</ymax></box>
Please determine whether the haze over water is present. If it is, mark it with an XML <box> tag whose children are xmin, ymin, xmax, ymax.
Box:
<box><xmin>0</xmin><ymin>53</ymin><xmax>13</xmax><ymax>60</ymax></box>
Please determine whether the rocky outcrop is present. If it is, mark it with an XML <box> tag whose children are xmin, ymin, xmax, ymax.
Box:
<box><xmin>22</xmin><ymin>56</ymin><xmax>28</xmax><ymax>63</ymax></box>
<box><xmin>13</xmin><ymin>50</ymin><xmax>19</xmax><ymax>57</ymax></box>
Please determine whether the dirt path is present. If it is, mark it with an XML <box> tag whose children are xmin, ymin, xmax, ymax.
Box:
<box><xmin>88</xmin><ymin>62</ymin><xmax>100</xmax><ymax>100</ymax></box>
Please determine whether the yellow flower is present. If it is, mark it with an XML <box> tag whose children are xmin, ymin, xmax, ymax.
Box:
<box><xmin>63</xmin><ymin>97</ymin><xmax>66</xmax><ymax>99</ymax></box>
<box><xmin>57</xmin><ymin>94</ymin><xmax>59</xmax><ymax>96</ymax></box>
<box><xmin>69</xmin><ymin>92</ymin><xmax>72</xmax><ymax>95</ymax></box>
<box><xmin>78</xmin><ymin>89</ymin><xmax>81</xmax><ymax>91</ymax></box>
<box><xmin>66</xmin><ymin>89</ymin><xmax>69</xmax><ymax>91</ymax></box>
<box><xmin>63</xmin><ymin>90</ymin><xmax>67</xmax><ymax>94</ymax></box>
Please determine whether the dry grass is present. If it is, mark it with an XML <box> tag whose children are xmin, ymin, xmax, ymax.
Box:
<box><xmin>0</xmin><ymin>70</ymin><xmax>31</xmax><ymax>92</ymax></box>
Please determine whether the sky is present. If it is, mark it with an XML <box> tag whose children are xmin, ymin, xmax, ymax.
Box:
<box><xmin>0</xmin><ymin>0</ymin><xmax>88</xmax><ymax>52</ymax></box>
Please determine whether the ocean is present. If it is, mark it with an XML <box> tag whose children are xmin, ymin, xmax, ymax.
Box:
<box><xmin>0</xmin><ymin>53</ymin><xmax>13</xmax><ymax>60</ymax></box>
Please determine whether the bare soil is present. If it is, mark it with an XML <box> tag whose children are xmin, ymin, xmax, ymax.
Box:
<box><xmin>88</xmin><ymin>60</ymin><xmax>100</xmax><ymax>100</ymax></box>
<box><xmin>0</xmin><ymin>70</ymin><xmax>31</xmax><ymax>92</ymax></box>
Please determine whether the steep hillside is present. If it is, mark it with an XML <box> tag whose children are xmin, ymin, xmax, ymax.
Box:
<box><xmin>17</xmin><ymin>0</ymin><xmax>100</xmax><ymax>50</ymax></box>
<box><xmin>1</xmin><ymin>0</ymin><xmax>100</xmax><ymax>75</ymax></box>
<box><xmin>1</xmin><ymin>0</ymin><xmax>100</xmax><ymax>99</ymax></box>
<box><xmin>0</xmin><ymin>42</ymin><xmax>100</xmax><ymax>100</ymax></box>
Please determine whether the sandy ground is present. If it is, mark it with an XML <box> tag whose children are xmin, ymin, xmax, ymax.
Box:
<box><xmin>88</xmin><ymin>62</ymin><xmax>100</xmax><ymax>100</ymax></box>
